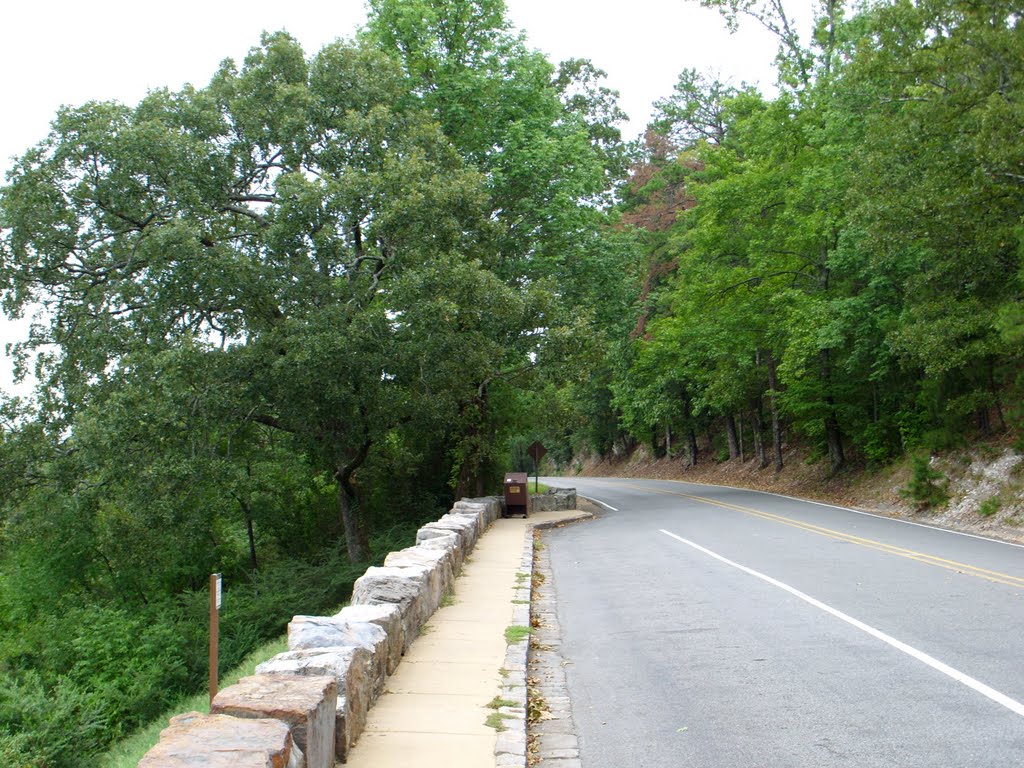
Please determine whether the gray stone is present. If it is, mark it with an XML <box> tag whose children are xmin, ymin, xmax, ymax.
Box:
<box><xmin>417</xmin><ymin>519</ymin><xmax>473</xmax><ymax>553</ymax></box>
<box><xmin>415</xmin><ymin>530</ymin><xmax>463</xmax><ymax>572</ymax></box>
<box><xmin>287</xmin><ymin>616</ymin><xmax>388</xmax><ymax>701</ymax></box>
<box><xmin>458</xmin><ymin>496</ymin><xmax>502</xmax><ymax>525</ymax></box>
<box><xmin>387</xmin><ymin>543</ymin><xmax>457</xmax><ymax>591</ymax></box>
<box><xmin>351</xmin><ymin>565</ymin><xmax>430</xmax><ymax>650</ymax></box>
<box><xmin>255</xmin><ymin>646</ymin><xmax>371</xmax><ymax>761</ymax></box>
<box><xmin>529</xmin><ymin>488</ymin><xmax>576</xmax><ymax>513</ymax></box>
<box><xmin>436</xmin><ymin>512</ymin><xmax>480</xmax><ymax>548</ymax></box>
<box><xmin>334</xmin><ymin>603</ymin><xmax>404</xmax><ymax>675</ymax></box>
<box><xmin>211</xmin><ymin>674</ymin><xmax>334</xmax><ymax>768</ymax></box>
<box><xmin>384</xmin><ymin>547</ymin><xmax>449</xmax><ymax>615</ymax></box>
<box><xmin>138</xmin><ymin>712</ymin><xmax>303</xmax><ymax>768</ymax></box>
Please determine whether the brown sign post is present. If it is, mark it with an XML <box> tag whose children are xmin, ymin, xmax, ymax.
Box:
<box><xmin>210</xmin><ymin>573</ymin><xmax>221</xmax><ymax>706</ymax></box>
<box><xmin>527</xmin><ymin>441</ymin><xmax>547</xmax><ymax>492</ymax></box>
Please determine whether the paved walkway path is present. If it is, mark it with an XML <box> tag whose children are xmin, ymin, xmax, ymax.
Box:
<box><xmin>345</xmin><ymin>510</ymin><xmax>581</xmax><ymax>768</ymax></box>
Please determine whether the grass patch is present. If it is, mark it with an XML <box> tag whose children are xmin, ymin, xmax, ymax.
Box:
<box><xmin>515</xmin><ymin>571</ymin><xmax>529</xmax><ymax>583</ymax></box>
<box><xmin>978</xmin><ymin>496</ymin><xmax>1001</xmax><ymax>517</ymax></box>
<box><xmin>485</xmin><ymin>711</ymin><xmax>510</xmax><ymax>732</ymax></box>
<box><xmin>439</xmin><ymin>588</ymin><xmax>456</xmax><ymax>607</ymax></box>
<box><xmin>505</xmin><ymin>625</ymin><xmax>531</xmax><ymax>645</ymax></box>
<box><xmin>511</xmin><ymin>599</ymin><xmax>529</xmax><ymax>604</ymax></box>
<box><xmin>98</xmin><ymin>636</ymin><xmax>289</xmax><ymax>768</ymax></box>
<box><xmin>487</xmin><ymin>696</ymin><xmax>517</xmax><ymax>710</ymax></box>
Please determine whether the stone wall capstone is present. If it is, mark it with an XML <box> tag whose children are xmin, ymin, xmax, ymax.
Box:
<box><xmin>138</xmin><ymin>495</ymin><xmax>504</xmax><ymax>767</ymax></box>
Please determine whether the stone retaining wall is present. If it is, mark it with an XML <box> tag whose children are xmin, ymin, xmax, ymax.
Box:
<box><xmin>529</xmin><ymin>487</ymin><xmax>576</xmax><ymax>514</ymax></box>
<box><xmin>139</xmin><ymin>496</ymin><xmax>503</xmax><ymax>767</ymax></box>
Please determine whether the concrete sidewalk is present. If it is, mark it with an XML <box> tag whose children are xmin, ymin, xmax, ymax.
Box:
<box><xmin>344</xmin><ymin>510</ymin><xmax>583</xmax><ymax>768</ymax></box>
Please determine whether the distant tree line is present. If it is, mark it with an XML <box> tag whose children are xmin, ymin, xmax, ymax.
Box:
<box><xmin>565</xmin><ymin>0</ymin><xmax>1023</xmax><ymax>473</ymax></box>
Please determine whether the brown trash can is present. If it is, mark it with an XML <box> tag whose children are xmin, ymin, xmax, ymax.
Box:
<box><xmin>504</xmin><ymin>472</ymin><xmax>529</xmax><ymax>518</ymax></box>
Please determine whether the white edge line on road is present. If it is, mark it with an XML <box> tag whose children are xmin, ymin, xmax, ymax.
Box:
<box><xmin>659</xmin><ymin>528</ymin><xmax>1024</xmax><ymax>719</ymax></box>
<box><xmin>653</xmin><ymin>478</ymin><xmax>1024</xmax><ymax>550</ymax></box>
<box><xmin>579</xmin><ymin>494</ymin><xmax>617</xmax><ymax>512</ymax></box>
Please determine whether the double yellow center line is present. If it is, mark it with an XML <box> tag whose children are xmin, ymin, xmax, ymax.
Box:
<box><xmin>608</xmin><ymin>481</ymin><xmax>1024</xmax><ymax>591</ymax></box>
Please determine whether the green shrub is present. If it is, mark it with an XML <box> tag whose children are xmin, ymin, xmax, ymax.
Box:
<box><xmin>978</xmin><ymin>497</ymin><xmax>1001</xmax><ymax>517</ymax></box>
<box><xmin>900</xmin><ymin>455</ymin><xmax>949</xmax><ymax>510</ymax></box>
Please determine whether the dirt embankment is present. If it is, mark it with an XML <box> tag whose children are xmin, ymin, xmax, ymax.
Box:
<box><xmin>567</xmin><ymin>441</ymin><xmax>1024</xmax><ymax>545</ymax></box>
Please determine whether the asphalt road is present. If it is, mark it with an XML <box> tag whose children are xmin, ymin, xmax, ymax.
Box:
<box><xmin>540</xmin><ymin>476</ymin><xmax>1024</xmax><ymax>767</ymax></box>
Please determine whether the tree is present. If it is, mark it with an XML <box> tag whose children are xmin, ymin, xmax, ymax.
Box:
<box><xmin>0</xmin><ymin>33</ymin><xmax>498</xmax><ymax>562</ymax></box>
<box><xmin>364</xmin><ymin>0</ymin><xmax>633</xmax><ymax>489</ymax></box>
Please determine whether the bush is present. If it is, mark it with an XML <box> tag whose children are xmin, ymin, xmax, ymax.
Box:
<box><xmin>900</xmin><ymin>455</ymin><xmax>949</xmax><ymax>510</ymax></box>
<box><xmin>978</xmin><ymin>496</ymin><xmax>1001</xmax><ymax>518</ymax></box>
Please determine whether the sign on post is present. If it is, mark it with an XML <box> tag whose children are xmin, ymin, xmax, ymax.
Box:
<box><xmin>527</xmin><ymin>441</ymin><xmax>547</xmax><ymax>492</ymax></box>
<box><xmin>210</xmin><ymin>573</ymin><xmax>221</xmax><ymax>706</ymax></box>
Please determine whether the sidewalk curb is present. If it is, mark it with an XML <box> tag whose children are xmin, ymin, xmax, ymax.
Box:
<box><xmin>494</xmin><ymin>512</ymin><xmax>593</xmax><ymax>767</ymax></box>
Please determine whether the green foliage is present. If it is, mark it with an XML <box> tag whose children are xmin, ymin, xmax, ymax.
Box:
<box><xmin>900</xmin><ymin>455</ymin><xmax>950</xmax><ymax>511</ymax></box>
<box><xmin>0</xmin><ymin>7</ymin><xmax>630</xmax><ymax>763</ymax></box>
<box><xmin>978</xmin><ymin>497</ymin><xmax>1002</xmax><ymax>518</ymax></box>
<box><xmin>504</xmin><ymin>625</ymin><xmax>531</xmax><ymax>644</ymax></box>
<box><xmin>573</xmin><ymin>0</ymin><xmax>1023</xmax><ymax>479</ymax></box>
<box><xmin>97</xmin><ymin>637</ymin><xmax>289</xmax><ymax>768</ymax></box>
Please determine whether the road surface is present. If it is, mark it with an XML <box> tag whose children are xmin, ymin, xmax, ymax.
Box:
<box><xmin>541</xmin><ymin>476</ymin><xmax>1024</xmax><ymax>767</ymax></box>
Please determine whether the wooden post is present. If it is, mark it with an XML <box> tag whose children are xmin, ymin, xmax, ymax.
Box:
<box><xmin>209</xmin><ymin>573</ymin><xmax>221</xmax><ymax>707</ymax></box>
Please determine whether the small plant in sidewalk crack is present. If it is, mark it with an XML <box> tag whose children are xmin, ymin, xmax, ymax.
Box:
<box><xmin>487</xmin><ymin>696</ymin><xmax>517</xmax><ymax>709</ymax></box>
<box><xmin>505</xmin><ymin>624</ymin><xmax>531</xmax><ymax>644</ymax></box>
<box><xmin>439</xmin><ymin>588</ymin><xmax>456</xmax><ymax>607</ymax></box>
<box><xmin>485</xmin><ymin>712</ymin><xmax>511</xmax><ymax>732</ymax></box>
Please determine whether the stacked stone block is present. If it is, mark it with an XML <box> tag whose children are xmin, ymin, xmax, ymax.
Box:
<box><xmin>139</xmin><ymin>496</ymin><xmax>505</xmax><ymax>767</ymax></box>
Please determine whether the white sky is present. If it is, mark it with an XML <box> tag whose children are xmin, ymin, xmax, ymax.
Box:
<box><xmin>0</xmin><ymin>0</ymin><xmax>817</xmax><ymax>396</ymax></box>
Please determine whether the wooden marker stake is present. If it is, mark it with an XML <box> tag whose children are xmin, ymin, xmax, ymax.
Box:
<box><xmin>209</xmin><ymin>573</ymin><xmax>221</xmax><ymax>706</ymax></box>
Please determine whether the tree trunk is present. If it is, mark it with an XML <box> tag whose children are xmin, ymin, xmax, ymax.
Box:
<box><xmin>665</xmin><ymin>423</ymin><xmax>672</xmax><ymax>458</ymax></box>
<box><xmin>977</xmin><ymin>407</ymin><xmax>991</xmax><ymax>435</ymax></box>
<box><xmin>336</xmin><ymin>439</ymin><xmax>372</xmax><ymax>563</ymax></box>
<box><xmin>989</xmin><ymin>360</ymin><xmax>1007</xmax><ymax>431</ymax></box>
<box><xmin>687</xmin><ymin>428</ymin><xmax>699</xmax><ymax>467</ymax></box>
<box><xmin>819</xmin><ymin>350</ymin><xmax>845</xmax><ymax>474</ymax></box>
<box><xmin>738</xmin><ymin>414</ymin><xmax>745</xmax><ymax>463</ymax></box>
<box><xmin>455</xmin><ymin>387</ymin><xmax>490</xmax><ymax>499</ymax></box>
<box><xmin>765</xmin><ymin>351</ymin><xmax>784</xmax><ymax>473</ymax></box>
<box><xmin>725</xmin><ymin>414</ymin><xmax>739</xmax><ymax>460</ymax></box>
<box><xmin>751</xmin><ymin>403</ymin><xmax>767</xmax><ymax>469</ymax></box>
<box><xmin>454</xmin><ymin>444</ymin><xmax>478</xmax><ymax>500</ymax></box>
<box><xmin>336</xmin><ymin>483</ymin><xmax>369</xmax><ymax>563</ymax></box>
<box><xmin>242</xmin><ymin>461</ymin><xmax>258</xmax><ymax>570</ymax></box>
<box><xmin>243</xmin><ymin>502</ymin><xmax>258</xmax><ymax>571</ymax></box>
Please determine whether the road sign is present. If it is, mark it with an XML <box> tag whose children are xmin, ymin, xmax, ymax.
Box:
<box><xmin>527</xmin><ymin>441</ymin><xmax>547</xmax><ymax>462</ymax></box>
<box><xmin>527</xmin><ymin>442</ymin><xmax>547</xmax><ymax>492</ymax></box>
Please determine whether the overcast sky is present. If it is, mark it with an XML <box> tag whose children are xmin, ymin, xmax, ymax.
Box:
<box><xmin>0</xmin><ymin>0</ymin><xmax>817</xmax><ymax>394</ymax></box>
